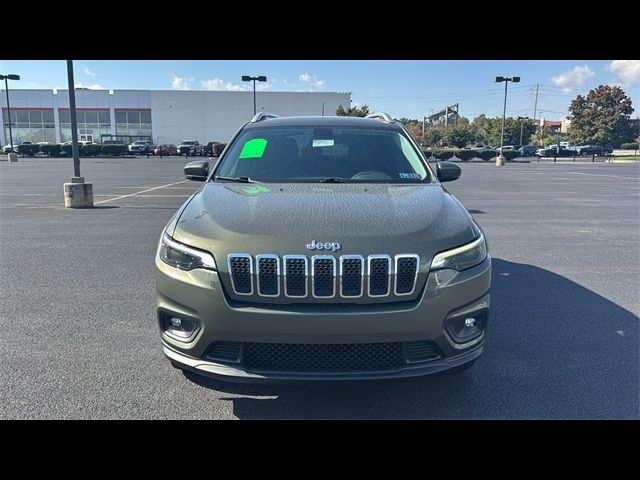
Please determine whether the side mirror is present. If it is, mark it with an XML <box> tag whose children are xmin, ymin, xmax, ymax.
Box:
<box><xmin>184</xmin><ymin>160</ymin><xmax>209</xmax><ymax>181</ymax></box>
<box><xmin>436</xmin><ymin>161</ymin><xmax>461</xmax><ymax>182</ymax></box>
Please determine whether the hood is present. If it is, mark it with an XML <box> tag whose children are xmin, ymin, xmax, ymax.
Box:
<box><xmin>172</xmin><ymin>182</ymin><xmax>476</xmax><ymax>269</ymax></box>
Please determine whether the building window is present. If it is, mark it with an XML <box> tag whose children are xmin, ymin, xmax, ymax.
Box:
<box><xmin>115</xmin><ymin>109</ymin><xmax>152</xmax><ymax>139</ymax></box>
<box><xmin>58</xmin><ymin>108</ymin><xmax>111</xmax><ymax>143</ymax></box>
<box><xmin>3</xmin><ymin>108</ymin><xmax>56</xmax><ymax>144</ymax></box>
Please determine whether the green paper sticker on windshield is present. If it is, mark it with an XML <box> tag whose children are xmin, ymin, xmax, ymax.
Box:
<box><xmin>239</xmin><ymin>138</ymin><xmax>268</xmax><ymax>158</ymax></box>
<box><xmin>242</xmin><ymin>185</ymin><xmax>271</xmax><ymax>195</ymax></box>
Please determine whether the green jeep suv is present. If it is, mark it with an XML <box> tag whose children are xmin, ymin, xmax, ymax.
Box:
<box><xmin>156</xmin><ymin>112</ymin><xmax>491</xmax><ymax>381</ymax></box>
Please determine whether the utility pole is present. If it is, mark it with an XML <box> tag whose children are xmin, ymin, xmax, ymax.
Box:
<box><xmin>444</xmin><ymin>106</ymin><xmax>449</xmax><ymax>129</ymax></box>
<box><xmin>533</xmin><ymin>84</ymin><xmax>539</xmax><ymax>125</ymax></box>
<box><xmin>422</xmin><ymin>116</ymin><xmax>426</xmax><ymax>139</ymax></box>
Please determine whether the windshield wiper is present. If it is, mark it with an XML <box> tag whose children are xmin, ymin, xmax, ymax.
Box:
<box><xmin>214</xmin><ymin>175</ymin><xmax>256</xmax><ymax>184</ymax></box>
<box><xmin>319</xmin><ymin>177</ymin><xmax>347</xmax><ymax>183</ymax></box>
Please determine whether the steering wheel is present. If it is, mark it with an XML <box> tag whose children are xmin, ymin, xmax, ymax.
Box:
<box><xmin>350</xmin><ymin>171</ymin><xmax>394</xmax><ymax>181</ymax></box>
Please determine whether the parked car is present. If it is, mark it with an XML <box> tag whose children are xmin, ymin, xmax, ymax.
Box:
<box><xmin>535</xmin><ymin>146</ymin><xmax>577</xmax><ymax>157</ymax></box>
<box><xmin>159</xmin><ymin>112</ymin><xmax>491</xmax><ymax>382</ymax></box>
<box><xmin>61</xmin><ymin>140</ymin><xmax>93</xmax><ymax>147</ymax></box>
<box><xmin>518</xmin><ymin>145</ymin><xmax>539</xmax><ymax>157</ymax></box>
<box><xmin>435</xmin><ymin>140</ymin><xmax>448</xmax><ymax>147</ymax></box>
<box><xmin>177</xmin><ymin>140</ymin><xmax>203</xmax><ymax>156</ymax></box>
<box><xmin>128</xmin><ymin>140</ymin><xmax>155</xmax><ymax>155</ymax></box>
<box><xmin>3</xmin><ymin>142</ymin><xmax>26</xmax><ymax>153</ymax></box>
<box><xmin>202</xmin><ymin>141</ymin><xmax>223</xmax><ymax>157</ymax></box>
<box><xmin>473</xmin><ymin>141</ymin><xmax>486</xmax><ymax>148</ymax></box>
<box><xmin>574</xmin><ymin>144</ymin><xmax>613</xmax><ymax>156</ymax></box>
<box><xmin>154</xmin><ymin>144</ymin><xmax>178</xmax><ymax>156</ymax></box>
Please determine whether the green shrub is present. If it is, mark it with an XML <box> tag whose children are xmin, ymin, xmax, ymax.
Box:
<box><xmin>39</xmin><ymin>144</ymin><xmax>62</xmax><ymax>157</ymax></box>
<box><xmin>433</xmin><ymin>150</ymin><xmax>455</xmax><ymax>160</ymax></box>
<box><xmin>476</xmin><ymin>149</ymin><xmax>497</xmax><ymax>161</ymax></box>
<box><xmin>621</xmin><ymin>142</ymin><xmax>638</xmax><ymax>150</ymax></box>
<box><xmin>212</xmin><ymin>143</ymin><xmax>226</xmax><ymax>156</ymax></box>
<box><xmin>502</xmin><ymin>150</ymin><xmax>521</xmax><ymax>161</ymax></box>
<box><xmin>61</xmin><ymin>144</ymin><xmax>73</xmax><ymax>155</ymax></box>
<box><xmin>455</xmin><ymin>150</ymin><xmax>477</xmax><ymax>161</ymax></box>
<box><xmin>83</xmin><ymin>144</ymin><xmax>102</xmax><ymax>156</ymax></box>
<box><xmin>17</xmin><ymin>144</ymin><xmax>39</xmax><ymax>155</ymax></box>
<box><xmin>101</xmin><ymin>144</ymin><xmax>128</xmax><ymax>156</ymax></box>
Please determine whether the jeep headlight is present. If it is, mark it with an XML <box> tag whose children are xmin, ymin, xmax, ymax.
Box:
<box><xmin>159</xmin><ymin>233</ymin><xmax>217</xmax><ymax>271</ymax></box>
<box><xmin>430</xmin><ymin>234</ymin><xmax>487</xmax><ymax>271</ymax></box>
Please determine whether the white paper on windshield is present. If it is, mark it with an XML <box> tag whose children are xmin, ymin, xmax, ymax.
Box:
<box><xmin>312</xmin><ymin>139</ymin><xmax>334</xmax><ymax>147</ymax></box>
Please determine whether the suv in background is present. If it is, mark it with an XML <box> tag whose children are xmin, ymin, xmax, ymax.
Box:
<box><xmin>202</xmin><ymin>142</ymin><xmax>222</xmax><ymax>157</ymax></box>
<box><xmin>156</xmin><ymin>112</ymin><xmax>491</xmax><ymax>382</ymax></box>
<box><xmin>129</xmin><ymin>140</ymin><xmax>155</xmax><ymax>155</ymax></box>
<box><xmin>518</xmin><ymin>145</ymin><xmax>539</xmax><ymax>157</ymax></box>
<box><xmin>574</xmin><ymin>144</ymin><xmax>613</xmax><ymax>156</ymax></box>
<box><xmin>177</xmin><ymin>140</ymin><xmax>203</xmax><ymax>156</ymax></box>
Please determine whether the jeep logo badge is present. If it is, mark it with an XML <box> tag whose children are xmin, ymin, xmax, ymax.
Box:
<box><xmin>306</xmin><ymin>240</ymin><xmax>342</xmax><ymax>252</ymax></box>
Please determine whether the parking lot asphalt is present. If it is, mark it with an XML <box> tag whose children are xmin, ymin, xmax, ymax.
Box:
<box><xmin>1</xmin><ymin>156</ymin><xmax>638</xmax><ymax>419</ymax></box>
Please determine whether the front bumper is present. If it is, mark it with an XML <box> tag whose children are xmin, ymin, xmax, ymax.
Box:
<box><xmin>156</xmin><ymin>253</ymin><xmax>491</xmax><ymax>381</ymax></box>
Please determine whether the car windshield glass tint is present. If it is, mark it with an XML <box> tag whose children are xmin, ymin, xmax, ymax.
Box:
<box><xmin>215</xmin><ymin>126</ymin><xmax>430</xmax><ymax>183</ymax></box>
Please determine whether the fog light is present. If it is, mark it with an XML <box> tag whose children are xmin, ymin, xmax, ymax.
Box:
<box><xmin>159</xmin><ymin>311</ymin><xmax>200</xmax><ymax>342</ymax></box>
<box><xmin>445</xmin><ymin>311</ymin><xmax>487</xmax><ymax>344</ymax></box>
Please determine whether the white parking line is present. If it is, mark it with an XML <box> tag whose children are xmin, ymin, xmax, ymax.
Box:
<box><xmin>566</xmin><ymin>171</ymin><xmax>640</xmax><ymax>180</ymax></box>
<box><xmin>94</xmin><ymin>180</ymin><xmax>188</xmax><ymax>204</ymax></box>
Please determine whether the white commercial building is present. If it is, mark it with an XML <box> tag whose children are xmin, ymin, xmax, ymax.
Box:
<box><xmin>0</xmin><ymin>89</ymin><xmax>351</xmax><ymax>147</ymax></box>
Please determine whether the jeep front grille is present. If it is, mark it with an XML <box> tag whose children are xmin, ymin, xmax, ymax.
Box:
<box><xmin>227</xmin><ymin>253</ymin><xmax>419</xmax><ymax>300</ymax></box>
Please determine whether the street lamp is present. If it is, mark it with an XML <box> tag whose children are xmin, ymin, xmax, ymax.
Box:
<box><xmin>0</xmin><ymin>73</ymin><xmax>21</xmax><ymax>153</ymax></box>
<box><xmin>241</xmin><ymin>75</ymin><xmax>267</xmax><ymax>115</ymax></box>
<box><xmin>495</xmin><ymin>76</ymin><xmax>520</xmax><ymax>166</ymax></box>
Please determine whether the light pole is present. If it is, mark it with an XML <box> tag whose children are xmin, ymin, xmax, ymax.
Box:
<box><xmin>241</xmin><ymin>75</ymin><xmax>267</xmax><ymax>115</ymax></box>
<box><xmin>495</xmin><ymin>76</ymin><xmax>520</xmax><ymax>166</ymax></box>
<box><xmin>518</xmin><ymin>116</ymin><xmax>528</xmax><ymax>146</ymax></box>
<box><xmin>1</xmin><ymin>73</ymin><xmax>21</xmax><ymax>154</ymax></box>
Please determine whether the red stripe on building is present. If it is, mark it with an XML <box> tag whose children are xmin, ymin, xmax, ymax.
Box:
<box><xmin>114</xmin><ymin>108</ymin><xmax>151</xmax><ymax>111</ymax></box>
<box><xmin>58</xmin><ymin>108</ymin><xmax>110</xmax><ymax>111</ymax></box>
<box><xmin>2</xmin><ymin>107</ymin><xmax>54</xmax><ymax>111</ymax></box>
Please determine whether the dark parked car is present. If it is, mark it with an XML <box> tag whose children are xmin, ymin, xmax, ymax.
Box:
<box><xmin>202</xmin><ymin>142</ymin><xmax>223</xmax><ymax>157</ymax></box>
<box><xmin>535</xmin><ymin>146</ymin><xmax>577</xmax><ymax>157</ymax></box>
<box><xmin>154</xmin><ymin>144</ymin><xmax>178</xmax><ymax>156</ymax></box>
<box><xmin>574</xmin><ymin>144</ymin><xmax>613</xmax><ymax>156</ymax></box>
<box><xmin>518</xmin><ymin>145</ymin><xmax>539</xmax><ymax>157</ymax></box>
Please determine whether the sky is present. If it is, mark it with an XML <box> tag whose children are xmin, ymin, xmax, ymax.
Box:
<box><xmin>1</xmin><ymin>60</ymin><xmax>639</xmax><ymax>121</ymax></box>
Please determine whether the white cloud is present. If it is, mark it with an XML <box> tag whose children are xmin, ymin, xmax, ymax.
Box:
<box><xmin>608</xmin><ymin>60</ymin><xmax>640</xmax><ymax>87</ymax></box>
<box><xmin>551</xmin><ymin>65</ymin><xmax>595</xmax><ymax>94</ymax></box>
<box><xmin>298</xmin><ymin>72</ymin><xmax>326</xmax><ymax>90</ymax></box>
<box><xmin>200</xmin><ymin>78</ymin><xmax>247</xmax><ymax>91</ymax></box>
<box><xmin>83</xmin><ymin>67</ymin><xmax>95</xmax><ymax>77</ymax></box>
<box><xmin>171</xmin><ymin>75</ymin><xmax>193</xmax><ymax>90</ymax></box>
<box><xmin>74</xmin><ymin>82</ymin><xmax>104</xmax><ymax>90</ymax></box>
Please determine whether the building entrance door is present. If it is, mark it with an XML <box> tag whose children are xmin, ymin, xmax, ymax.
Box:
<box><xmin>79</xmin><ymin>134</ymin><xmax>93</xmax><ymax>143</ymax></box>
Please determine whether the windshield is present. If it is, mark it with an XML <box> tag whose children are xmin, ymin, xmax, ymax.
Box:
<box><xmin>181</xmin><ymin>141</ymin><xmax>195</xmax><ymax>145</ymax></box>
<box><xmin>214</xmin><ymin>126</ymin><xmax>431</xmax><ymax>183</ymax></box>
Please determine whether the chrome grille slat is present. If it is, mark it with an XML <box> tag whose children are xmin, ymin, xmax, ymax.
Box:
<box><xmin>395</xmin><ymin>254</ymin><xmax>419</xmax><ymax>296</ymax></box>
<box><xmin>312</xmin><ymin>255</ymin><xmax>336</xmax><ymax>298</ymax></box>
<box><xmin>227</xmin><ymin>253</ymin><xmax>419</xmax><ymax>299</ymax></box>
<box><xmin>256</xmin><ymin>254</ymin><xmax>280</xmax><ymax>297</ymax></box>
<box><xmin>227</xmin><ymin>254</ymin><xmax>253</xmax><ymax>295</ymax></box>
<box><xmin>340</xmin><ymin>255</ymin><xmax>364</xmax><ymax>298</ymax></box>
<box><xmin>368</xmin><ymin>254</ymin><xmax>392</xmax><ymax>297</ymax></box>
<box><xmin>283</xmin><ymin>255</ymin><xmax>308</xmax><ymax>298</ymax></box>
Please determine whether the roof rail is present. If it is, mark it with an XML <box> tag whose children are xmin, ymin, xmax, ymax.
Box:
<box><xmin>365</xmin><ymin>112</ymin><xmax>395</xmax><ymax>123</ymax></box>
<box><xmin>250</xmin><ymin>112</ymin><xmax>279</xmax><ymax>123</ymax></box>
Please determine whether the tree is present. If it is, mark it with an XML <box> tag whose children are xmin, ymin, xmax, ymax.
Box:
<box><xmin>336</xmin><ymin>104</ymin><xmax>370</xmax><ymax>117</ymax></box>
<box><xmin>568</xmin><ymin>85</ymin><xmax>635</xmax><ymax>147</ymax></box>
<box><xmin>404</xmin><ymin>124</ymin><xmax>423</xmax><ymax>143</ymax></box>
<box><xmin>485</xmin><ymin>117</ymin><xmax>536</xmax><ymax>146</ymax></box>
<box><xmin>444</xmin><ymin>125</ymin><xmax>474</xmax><ymax>148</ymax></box>
<box><xmin>422</xmin><ymin>126</ymin><xmax>444</xmax><ymax>146</ymax></box>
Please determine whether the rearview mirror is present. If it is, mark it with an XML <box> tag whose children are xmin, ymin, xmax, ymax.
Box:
<box><xmin>184</xmin><ymin>160</ymin><xmax>209</xmax><ymax>181</ymax></box>
<box><xmin>436</xmin><ymin>161</ymin><xmax>461</xmax><ymax>182</ymax></box>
